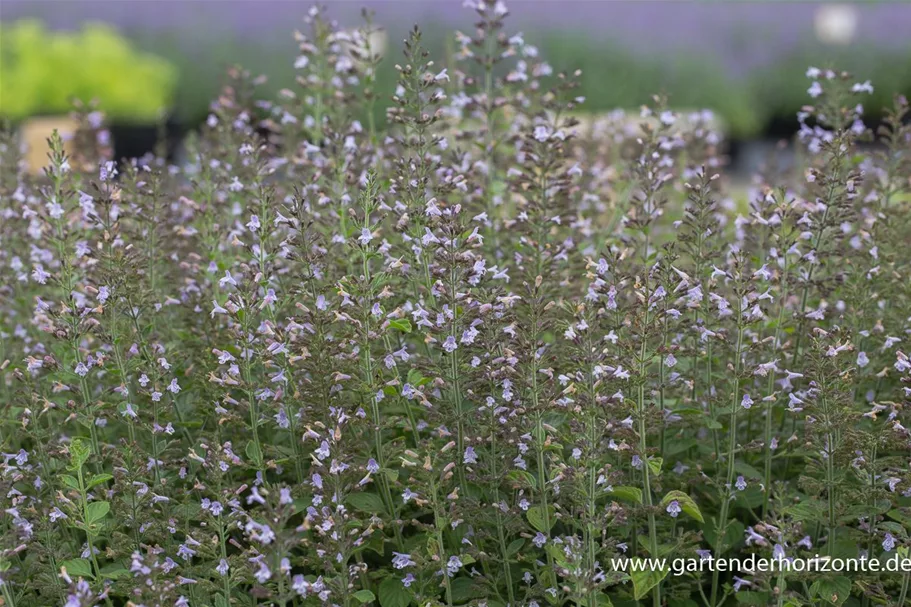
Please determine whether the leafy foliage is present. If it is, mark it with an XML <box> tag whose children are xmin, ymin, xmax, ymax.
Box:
<box><xmin>0</xmin><ymin>20</ymin><xmax>177</xmax><ymax>121</ymax></box>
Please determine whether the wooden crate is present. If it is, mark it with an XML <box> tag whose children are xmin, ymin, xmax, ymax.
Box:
<box><xmin>20</xmin><ymin>116</ymin><xmax>79</xmax><ymax>175</ymax></box>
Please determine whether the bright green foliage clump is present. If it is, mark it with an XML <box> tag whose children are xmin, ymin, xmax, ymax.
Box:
<box><xmin>0</xmin><ymin>20</ymin><xmax>177</xmax><ymax>121</ymax></box>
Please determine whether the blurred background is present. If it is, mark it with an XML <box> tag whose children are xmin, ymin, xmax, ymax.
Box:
<box><xmin>2</xmin><ymin>0</ymin><xmax>910</xmax><ymax>171</ymax></box>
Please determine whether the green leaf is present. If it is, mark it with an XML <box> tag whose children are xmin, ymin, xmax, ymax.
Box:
<box><xmin>450</xmin><ymin>576</ymin><xmax>480</xmax><ymax>603</ymax></box>
<box><xmin>608</xmin><ymin>486</ymin><xmax>643</xmax><ymax>504</ymax></box>
<box><xmin>87</xmin><ymin>473</ymin><xmax>114</xmax><ymax>489</ymax></box>
<box><xmin>827</xmin><ymin>531</ymin><xmax>860</xmax><ymax>559</ymax></box>
<box><xmin>383</xmin><ymin>385</ymin><xmax>399</xmax><ymax>397</ymax></box>
<box><xmin>879</xmin><ymin>521</ymin><xmax>906</xmax><ymax>535</ymax></box>
<box><xmin>887</xmin><ymin>508</ymin><xmax>911</xmax><ymax>529</ymax></box>
<box><xmin>703</xmin><ymin>518</ymin><xmax>745</xmax><ymax>554</ymax></box>
<box><xmin>733</xmin><ymin>461</ymin><xmax>763</xmax><ymax>480</ymax></box>
<box><xmin>784</xmin><ymin>500</ymin><xmax>826</xmax><ymax>523</ymax></box>
<box><xmin>671</xmin><ymin>408</ymin><xmax>704</xmax><ymax>416</ymax></box>
<box><xmin>506</xmin><ymin>470</ymin><xmax>537</xmax><ymax>490</ymax></box>
<box><xmin>61</xmin><ymin>558</ymin><xmax>94</xmax><ymax>579</ymax></box>
<box><xmin>69</xmin><ymin>439</ymin><xmax>91</xmax><ymax>469</ymax></box>
<box><xmin>841</xmin><ymin>500</ymin><xmax>891</xmax><ymax>521</ymax></box>
<box><xmin>406</xmin><ymin>368</ymin><xmax>429</xmax><ymax>386</ymax></box>
<box><xmin>527</xmin><ymin>505</ymin><xmax>555</xmax><ymax>533</ymax></box>
<box><xmin>60</xmin><ymin>474</ymin><xmax>80</xmax><ymax>491</ymax></box>
<box><xmin>346</xmin><ymin>492</ymin><xmax>387</xmax><ymax>515</ymax></box>
<box><xmin>647</xmin><ymin>457</ymin><xmax>663</xmax><ymax>477</ymax></box>
<box><xmin>353</xmin><ymin>590</ymin><xmax>376</xmax><ymax>604</ymax></box>
<box><xmin>506</xmin><ymin>538</ymin><xmax>525</xmax><ymax>557</ymax></box>
<box><xmin>388</xmin><ymin>319</ymin><xmax>412</xmax><ymax>333</ymax></box>
<box><xmin>245</xmin><ymin>440</ymin><xmax>262</xmax><ymax>464</ymax></box>
<box><xmin>733</xmin><ymin>486</ymin><xmax>765</xmax><ymax>509</ymax></box>
<box><xmin>664</xmin><ymin>438</ymin><xmax>697</xmax><ymax>457</ymax></box>
<box><xmin>378</xmin><ymin>577</ymin><xmax>412</xmax><ymax>607</ymax></box>
<box><xmin>175</xmin><ymin>501</ymin><xmax>202</xmax><ymax>521</ymax></box>
<box><xmin>735</xmin><ymin>591</ymin><xmax>771</xmax><ymax>606</ymax></box>
<box><xmin>86</xmin><ymin>501</ymin><xmax>110</xmax><ymax>524</ymax></box>
<box><xmin>583</xmin><ymin>594</ymin><xmax>614</xmax><ymax>607</ymax></box>
<box><xmin>629</xmin><ymin>560</ymin><xmax>669</xmax><ymax>600</ymax></box>
<box><xmin>100</xmin><ymin>563</ymin><xmax>129</xmax><ymax>580</ymax></box>
<box><xmin>809</xmin><ymin>576</ymin><xmax>851</xmax><ymax>605</ymax></box>
<box><xmin>546</xmin><ymin>543</ymin><xmax>570</xmax><ymax>567</ymax></box>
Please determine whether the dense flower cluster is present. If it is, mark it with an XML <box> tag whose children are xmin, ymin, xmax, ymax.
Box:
<box><xmin>1</xmin><ymin>3</ymin><xmax>911</xmax><ymax>607</ymax></box>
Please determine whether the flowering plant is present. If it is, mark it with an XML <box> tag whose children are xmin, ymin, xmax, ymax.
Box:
<box><xmin>0</xmin><ymin>3</ymin><xmax>910</xmax><ymax>607</ymax></box>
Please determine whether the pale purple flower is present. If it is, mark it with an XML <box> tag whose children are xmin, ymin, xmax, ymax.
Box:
<box><xmin>463</xmin><ymin>446</ymin><xmax>478</xmax><ymax>464</ymax></box>
<box><xmin>392</xmin><ymin>552</ymin><xmax>415</xmax><ymax>569</ymax></box>
<box><xmin>732</xmin><ymin>577</ymin><xmax>752</xmax><ymax>592</ymax></box>
<box><xmin>443</xmin><ymin>335</ymin><xmax>458</xmax><ymax>353</ymax></box>
<box><xmin>49</xmin><ymin>507</ymin><xmax>68</xmax><ymax>522</ymax></box>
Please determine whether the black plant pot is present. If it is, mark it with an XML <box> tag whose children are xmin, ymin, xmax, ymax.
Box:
<box><xmin>109</xmin><ymin>117</ymin><xmax>184</xmax><ymax>164</ymax></box>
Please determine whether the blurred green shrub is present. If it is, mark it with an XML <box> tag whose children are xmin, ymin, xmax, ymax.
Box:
<box><xmin>115</xmin><ymin>23</ymin><xmax>911</xmax><ymax>137</ymax></box>
<box><xmin>539</xmin><ymin>32</ymin><xmax>911</xmax><ymax>139</ymax></box>
<box><xmin>538</xmin><ymin>32</ymin><xmax>760</xmax><ymax>138</ymax></box>
<box><xmin>0</xmin><ymin>20</ymin><xmax>177</xmax><ymax>121</ymax></box>
<box><xmin>748</xmin><ymin>45</ymin><xmax>911</xmax><ymax>131</ymax></box>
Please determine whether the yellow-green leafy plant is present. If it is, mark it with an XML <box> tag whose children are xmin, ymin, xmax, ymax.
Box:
<box><xmin>0</xmin><ymin>20</ymin><xmax>176</xmax><ymax>121</ymax></box>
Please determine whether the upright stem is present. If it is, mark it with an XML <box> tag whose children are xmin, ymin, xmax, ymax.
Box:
<box><xmin>360</xmin><ymin>230</ymin><xmax>405</xmax><ymax>551</ymax></box>
<box><xmin>530</xmin><ymin>303</ymin><xmax>556</xmax><ymax>583</ymax></box>
<box><xmin>898</xmin><ymin>569</ymin><xmax>910</xmax><ymax>607</ymax></box>
<box><xmin>762</xmin><ymin>258</ymin><xmax>789</xmax><ymax>519</ymax></box>
<box><xmin>449</xmin><ymin>259</ymin><xmax>467</xmax><ymax>490</ymax></box>
<box><xmin>431</xmin><ymin>476</ymin><xmax>454</xmax><ymax>607</ymax></box>
<box><xmin>822</xmin><ymin>391</ymin><xmax>837</xmax><ymax>554</ymax></box>
<box><xmin>585</xmin><ymin>330</ymin><xmax>599</xmax><ymax>607</ymax></box>
<box><xmin>76</xmin><ymin>466</ymin><xmax>102</xmax><ymax>579</ymax></box>
<box><xmin>637</xmin><ymin>302</ymin><xmax>660</xmax><ymax>607</ymax></box>
<box><xmin>711</xmin><ymin>299</ymin><xmax>744</xmax><ymax>607</ymax></box>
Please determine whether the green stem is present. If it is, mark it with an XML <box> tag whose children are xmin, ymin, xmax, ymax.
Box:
<box><xmin>431</xmin><ymin>476</ymin><xmax>454</xmax><ymax>607</ymax></box>
<box><xmin>636</xmin><ymin>301</ymin><xmax>660</xmax><ymax>607</ymax></box>
<box><xmin>76</xmin><ymin>466</ymin><xmax>102</xmax><ymax>579</ymax></box>
<box><xmin>897</xmin><ymin>569</ymin><xmax>910</xmax><ymax>607</ymax></box>
<box><xmin>711</xmin><ymin>304</ymin><xmax>744</xmax><ymax>607</ymax></box>
<box><xmin>762</xmin><ymin>260</ymin><xmax>789</xmax><ymax>519</ymax></box>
